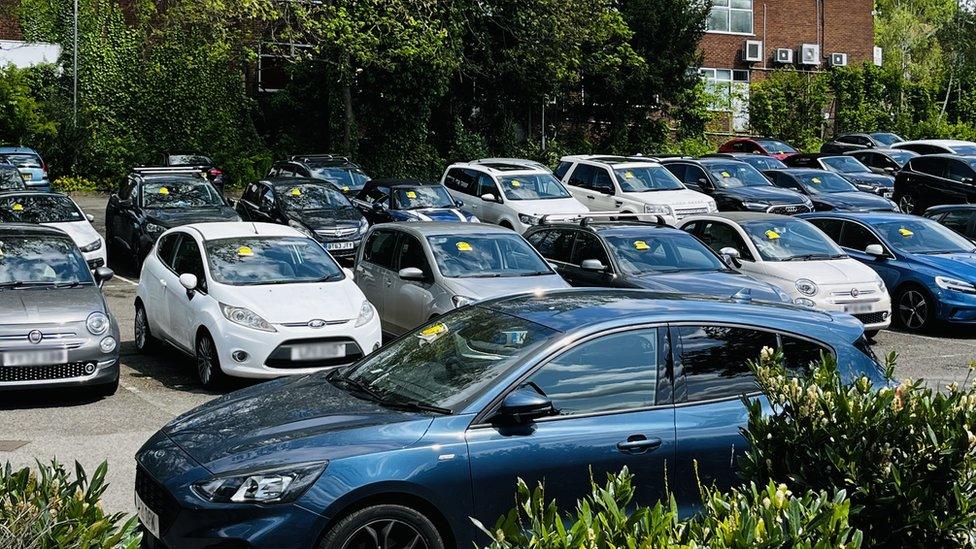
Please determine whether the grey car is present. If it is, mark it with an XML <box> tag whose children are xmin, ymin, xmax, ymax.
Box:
<box><xmin>0</xmin><ymin>224</ymin><xmax>120</xmax><ymax>395</ymax></box>
<box><xmin>354</xmin><ymin>222</ymin><xmax>570</xmax><ymax>336</ymax></box>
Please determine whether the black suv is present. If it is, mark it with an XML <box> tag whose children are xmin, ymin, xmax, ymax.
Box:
<box><xmin>160</xmin><ymin>153</ymin><xmax>225</xmax><ymax>192</ymax></box>
<box><xmin>105</xmin><ymin>167</ymin><xmax>239</xmax><ymax>272</ymax></box>
<box><xmin>268</xmin><ymin>154</ymin><xmax>370</xmax><ymax>196</ymax></box>
<box><xmin>894</xmin><ymin>154</ymin><xmax>976</xmax><ymax>214</ymax></box>
<box><xmin>844</xmin><ymin>149</ymin><xmax>917</xmax><ymax>175</ymax></box>
<box><xmin>923</xmin><ymin>204</ymin><xmax>976</xmax><ymax>240</ymax></box>
<box><xmin>660</xmin><ymin>158</ymin><xmax>812</xmax><ymax>214</ymax></box>
<box><xmin>235</xmin><ymin>178</ymin><xmax>368</xmax><ymax>260</ymax></box>
<box><xmin>784</xmin><ymin>153</ymin><xmax>894</xmax><ymax>196</ymax></box>
<box><xmin>764</xmin><ymin>169</ymin><xmax>899</xmax><ymax>212</ymax></box>
<box><xmin>819</xmin><ymin>132</ymin><xmax>904</xmax><ymax>154</ymax></box>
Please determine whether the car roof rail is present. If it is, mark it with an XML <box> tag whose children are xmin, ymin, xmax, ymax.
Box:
<box><xmin>289</xmin><ymin>153</ymin><xmax>351</xmax><ymax>163</ymax></box>
<box><xmin>538</xmin><ymin>212</ymin><xmax>667</xmax><ymax>227</ymax></box>
<box><xmin>132</xmin><ymin>166</ymin><xmax>207</xmax><ymax>176</ymax></box>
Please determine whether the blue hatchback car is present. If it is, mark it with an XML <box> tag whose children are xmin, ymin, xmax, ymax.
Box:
<box><xmin>353</xmin><ymin>179</ymin><xmax>478</xmax><ymax>225</ymax></box>
<box><xmin>802</xmin><ymin>212</ymin><xmax>976</xmax><ymax>331</ymax></box>
<box><xmin>0</xmin><ymin>146</ymin><xmax>50</xmax><ymax>191</ymax></box>
<box><xmin>135</xmin><ymin>290</ymin><xmax>884</xmax><ymax>549</ymax></box>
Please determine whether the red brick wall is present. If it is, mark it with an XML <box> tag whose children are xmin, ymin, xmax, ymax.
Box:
<box><xmin>0</xmin><ymin>0</ymin><xmax>22</xmax><ymax>40</ymax></box>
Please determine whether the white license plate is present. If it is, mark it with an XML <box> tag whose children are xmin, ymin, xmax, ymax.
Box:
<box><xmin>2</xmin><ymin>349</ymin><xmax>68</xmax><ymax>366</ymax></box>
<box><xmin>135</xmin><ymin>492</ymin><xmax>160</xmax><ymax>539</ymax></box>
<box><xmin>326</xmin><ymin>241</ymin><xmax>355</xmax><ymax>251</ymax></box>
<box><xmin>883</xmin><ymin>191</ymin><xmax>893</xmax><ymax>198</ymax></box>
<box><xmin>844</xmin><ymin>303</ymin><xmax>874</xmax><ymax>313</ymax></box>
<box><xmin>291</xmin><ymin>343</ymin><xmax>346</xmax><ymax>361</ymax></box>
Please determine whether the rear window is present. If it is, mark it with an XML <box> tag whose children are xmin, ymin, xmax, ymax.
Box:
<box><xmin>4</xmin><ymin>154</ymin><xmax>42</xmax><ymax>168</ymax></box>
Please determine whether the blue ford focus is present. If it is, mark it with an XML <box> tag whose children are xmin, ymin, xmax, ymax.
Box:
<box><xmin>802</xmin><ymin>212</ymin><xmax>976</xmax><ymax>331</ymax></box>
<box><xmin>135</xmin><ymin>290</ymin><xmax>884</xmax><ymax>549</ymax></box>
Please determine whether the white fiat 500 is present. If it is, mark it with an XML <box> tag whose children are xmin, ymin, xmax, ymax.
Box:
<box><xmin>135</xmin><ymin>222</ymin><xmax>382</xmax><ymax>387</ymax></box>
<box><xmin>0</xmin><ymin>191</ymin><xmax>106</xmax><ymax>270</ymax></box>
<box><xmin>681</xmin><ymin>212</ymin><xmax>892</xmax><ymax>336</ymax></box>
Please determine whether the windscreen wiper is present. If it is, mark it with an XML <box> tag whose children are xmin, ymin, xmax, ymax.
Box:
<box><xmin>383</xmin><ymin>399</ymin><xmax>452</xmax><ymax>415</ymax></box>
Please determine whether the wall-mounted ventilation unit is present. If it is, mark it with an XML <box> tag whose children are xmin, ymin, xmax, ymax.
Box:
<box><xmin>775</xmin><ymin>48</ymin><xmax>794</xmax><ymax>64</ymax></box>
<box><xmin>829</xmin><ymin>52</ymin><xmax>848</xmax><ymax>67</ymax></box>
<box><xmin>743</xmin><ymin>40</ymin><xmax>763</xmax><ymax>62</ymax></box>
<box><xmin>799</xmin><ymin>43</ymin><xmax>821</xmax><ymax>65</ymax></box>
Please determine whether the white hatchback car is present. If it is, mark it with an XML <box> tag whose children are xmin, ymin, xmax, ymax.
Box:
<box><xmin>0</xmin><ymin>191</ymin><xmax>106</xmax><ymax>269</ymax></box>
<box><xmin>681</xmin><ymin>212</ymin><xmax>892</xmax><ymax>336</ymax></box>
<box><xmin>135</xmin><ymin>222</ymin><xmax>382</xmax><ymax>386</ymax></box>
<box><xmin>555</xmin><ymin>155</ymin><xmax>717</xmax><ymax>225</ymax></box>
<box><xmin>440</xmin><ymin>160</ymin><xmax>588</xmax><ymax>233</ymax></box>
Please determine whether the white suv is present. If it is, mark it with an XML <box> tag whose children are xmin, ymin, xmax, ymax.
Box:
<box><xmin>555</xmin><ymin>155</ymin><xmax>717</xmax><ymax>225</ymax></box>
<box><xmin>440</xmin><ymin>160</ymin><xmax>588</xmax><ymax>233</ymax></box>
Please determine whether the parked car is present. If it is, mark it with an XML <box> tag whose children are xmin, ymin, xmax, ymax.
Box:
<box><xmin>0</xmin><ymin>146</ymin><xmax>50</xmax><ymax>191</ymax></box>
<box><xmin>923</xmin><ymin>204</ymin><xmax>976</xmax><ymax>240</ymax></box>
<box><xmin>660</xmin><ymin>157</ymin><xmax>812</xmax><ymax>213</ymax></box>
<box><xmin>0</xmin><ymin>224</ymin><xmax>118</xmax><ymax>395</ymax></box>
<box><xmin>820</xmin><ymin>132</ymin><xmax>904</xmax><ymax>154</ymax></box>
<box><xmin>352</xmin><ymin>179</ymin><xmax>478</xmax><ymax>224</ymax></box>
<box><xmin>235</xmin><ymin>178</ymin><xmax>368</xmax><ymax>261</ymax></box>
<box><xmin>160</xmin><ymin>153</ymin><xmax>225</xmax><ymax>192</ymax></box>
<box><xmin>0</xmin><ymin>161</ymin><xmax>26</xmax><ymax>191</ymax></box>
<box><xmin>269</xmin><ymin>155</ymin><xmax>370</xmax><ymax>196</ymax></box>
<box><xmin>0</xmin><ymin>191</ymin><xmax>106</xmax><ymax>269</ymax></box>
<box><xmin>703</xmin><ymin>152</ymin><xmax>788</xmax><ymax>171</ymax></box>
<box><xmin>442</xmin><ymin>159</ymin><xmax>588</xmax><ymax>232</ymax></box>
<box><xmin>763</xmin><ymin>169</ymin><xmax>899</xmax><ymax>212</ymax></box>
<box><xmin>892</xmin><ymin>139</ymin><xmax>976</xmax><ymax>155</ymax></box>
<box><xmin>556</xmin><ymin>155</ymin><xmax>716</xmax><ymax>225</ymax></box>
<box><xmin>716</xmin><ymin>137</ymin><xmax>798</xmax><ymax>160</ymax></box>
<box><xmin>802</xmin><ymin>212</ymin><xmax>976</xmax><ymax>331</ymax></box>
<box><xmin>134</xmin><ymin>288</ymin><xmax>885</xmax><ymax>549</ymax></box>
<box><xmin>844</xmin><ymin>148</ymin><xmax>918</xmax><ymax>175</ymax></box>
<box><xmin>354</xmin><ymin>222</ymin><xmax>568</xmax><ymax>336</ymax></box>
<box><xmin>892</xmin><ymin>154</ymin><xmax>976</xmax><ymax>214</ymax></box>
<box><xmin>681</xmin><ymin>213</ymin><xmax>892</xmax><ymax>335</ymax></box>
<box><xmin>524</xmin><ymin>216</ymin><xmax>789</xmax><ymax>302</ymax></box>
<box><xmin>105</xmin><ymin>167</ymin><xmax>240</xmax><ymax>272</ymax></box>
<box><xmin>783</xmin><ymin>153</ymin><xmax>894</xmax><ymax>197</ymax></box>
<box><xmin>135</xmin><ymin>222</ymin><xmax>382</xmax><ymax>387</ymax></box>
<box><xmin>472</xmin><ymin>158</ymin><xmax>551</xmax><ymax>172</ymax></box>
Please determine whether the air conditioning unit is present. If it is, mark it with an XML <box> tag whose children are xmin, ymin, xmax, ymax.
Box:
<box><xmin>800</xmin><ymin>43</ymin><xmax>821</xmax><ymax>65</ymax></box>
<box><xmin>829</xmin><ymin>53</ymin><xmax>848</xmax><ymax>67</ymax></box>
<box><xmin>775</xmin><ymin>48</ymin><xmax>794</xmax><ymax>64</ymax></box>
<box><xmin>743</xmin><ymin>40</ymin><xmax>763</xmax><ymax>62</ymax></box>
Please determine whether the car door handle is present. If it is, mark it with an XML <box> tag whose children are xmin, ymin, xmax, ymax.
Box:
<box><xmin>617</xmin><ymin>435</ymin><xmax>662</xmax><ymax>454</ymax></box>
<box><xmin>614</xmin><ymin>201</ymin><xmax>623</xmax><ymax>207</ymax></box>
<box><xmin>385</xmin><ymin>278</ymin><xmax>393</xmax><ymax>287</ymax></box>
<box><xmin>159</xmin><ymin>279</ymin><xmax>167</xmax><ymax>288</ymax></box>
<box><xmin>586</xmin><ymin>195</ymin><xmax>595</xmax><ymax>200</ymax></box>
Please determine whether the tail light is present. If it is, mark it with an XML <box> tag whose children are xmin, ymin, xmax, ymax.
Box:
<box><xmin>41</xmin><ymin>160</ymin><xmax>49</xmax><ymax>178</ymax></box>
<box><xmin>208</xmin><ymin>168</ymin><xmax>223</xmax><ymax>177</ymax></box>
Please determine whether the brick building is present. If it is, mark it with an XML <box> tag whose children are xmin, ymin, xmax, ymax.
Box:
<box><xmin>698</xmin><ymin>0</ymin><xmax>878</xmax><ymax>131</ymax></box>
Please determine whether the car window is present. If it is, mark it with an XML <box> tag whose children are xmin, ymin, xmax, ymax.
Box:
<box><xmin>260</xmin><ymin>186</ymin><xmax>275</xmax><ymax>210</ymax></box>
<box><xmin>532</xmin><ymin>229</ymin><xmax>576</xmax><ymax>263</ymax></box>
<box><xmin>946</xmin><ymin>160</ymin><xmax>976</xmax><ymax>183</ymax></box>
<box><xmin>0</xmin><ymin>236</ymin><xmax>93</xmax><ymax>286</ymax></box>
<box><xmin>242</xmin><ymin>183</ymin><xmax>261</xmax><ymax>204</ymax></box>
<box><xmin>445</xmin><ymin>168</ymin><xmax>477</xmax><ymax>196</ymax></box>
<box><xmin>427</xmin><ymin>233</ymin><xmax>552</xmax><ymax>278</ymax></box>
<box><xmin>277</xmin><ymin>183</ymin><xmax>350</xmax><ymax>211</ymax></box>
<box><xmin>497</xmin><ymin>174</ymin><xmax>571</xmax><ymax>200</ymax></box>
<box><xmin>476</xmin><ymin>174</ymin><xmax>498</xmax><ymax>198</ymax></box>
<box><xmin>0</xmin><ymin>166</ymin><xmax>25</xmax><ymax>191</ymax></box>
<box><xmin>614</xmin><ymin>166</ymin><xmax>684</xmax><ymax>192</ymax></box>
<box><xmin>392</xmin><ymin>186</ymin><xmax>454</xmax><ymax>209</ymax></box>
<box><xmin>156</xmin><ymin>233</ymin><xmax>181</xmax><ymax>268</ymax></box>
<box><xmin>740</xmin><ymin>218</ymin><xmax>845</xmax><ymax>261</ymax></box>
<box><xmin>938</xmin><ymin>210</ymin><xmax>974</xmax><ymax>236</ymax></box>
<box><xmin>172</xmin><ymin>235</ymin><xmax>207</xmax><ymax>291</ymax></box>
<box><xmin>908</xmin><ymin>156</ymin><xmax>945</xmax><ymax>176</ymax></box>
<box><xmin>0</xmin><ymin>195</ymin><xmax>85</xmax><ymax>223</ymax></box>
<box><xmin>603</xmin><ymin>232</ymin><xmax>727</xmax><ymax>274</ymax></box>
<box><xmin>568</xmin><ymin>164</ymin><xmax>596</xmax><ymax>190</ymax></box>
<box><xmin>781</xmin><ymin>334</ymin><xmax>833</xmax><ymax>372</ymax></box>
<box><xmin>839</xmin><ymin>222</ymin><xmax>882</xmax><ymax>252</ymax></box>
<box><xmin>554</xmin><ymin>161</ymin><xmax>572</xmax><ymax>180</ymax></box>
<box><xmin>526</xmin><ymin>329</ymin><xmax>658</xmax><ymax>416</ymax></box>
<box><xmin>678</xmin><ymin>325</ymin><xmax>778</xmax><ymax>401</ymax></box>
<box><xmin>806</xmin><ymin>218</ymin><xmax>843</xmax><ymax>242</ymax></box>
<box><xmin>755</xmin><ymin>139</ymin><xmax>797</xmax><ymax>155</ymax></box>
<box><xmin>397</xmin><ymin>234</ymin><xmax>430</xmax><ymax>274</ymax></box>
<box><xmin>120</xmin><ymin>178</ymin><xmax>137</xmax><ymax>201</ymax></box>
<box><xmin>793</xmin><ymin>172</ymin><xmax>858</xmax><ymax>194</ymax></box>
<box><xmin>663</xmin><ymin>163</ymin><xmax>686</xmax><ymax>182</ymax></box>
<box><xmin>874</xmin><ymin>218</ymin><xmax>976</xmax><ymax>254</ymax></box>
<box><xmin>592</xmin><ymin>168</ymin><xmax>615</xmax><ymax>193</ymax></box>
<box><xmin>771</xmin><ymin>173</ymin><xmax>802</xmax><ymax>191</ymax></box>
<box><xmin>698</xmin><ymin>221</ymin><xmax>754</xmax><ymax>261</ymax></box>
<box><xmin>205</xmin><ymin>236</ymin><xmax>343</xmax><ymax>285</ymax></box>
<box><xmin>705</xmin><ymin>163</ymin><xmax>770</xmax><ymax>188</ymax></box>
<box><xmin>363</xmin><ymin>230</ymin><xmax>399</xmax><ymax>270</ymax></box>
<box><xmin>685</xmin><ymin>165</ymin><xmax>709</xmax><ymax>186</ymax></box>
<box><xmin>821</xmin><ymin>156</ymin><xmax>870</xmax><ymax>174</ymax></box>
<box><xmin>142</xmin><ymin>179</ymin><xmax>224</xmax><ymax>208</ymax></box>
<box><xmin>570</xmin><ymin>232</ymin><xmax>610</xmax><ymax>267</ymax></box>
<box><xmin>525</xmin><ymin>229</ymin><xmax>550</xmax><ymax>250</ymax></box>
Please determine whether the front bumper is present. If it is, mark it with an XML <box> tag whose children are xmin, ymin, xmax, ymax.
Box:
<box><xmin>0</xmin><ymin>320</ymin><xmax>120</xmax><ymax>390</ymax></box>
<box><xmin>931</xmin><ymin>286</ymin><xmax>976</xmax><ymax>323</ymax></box>
<box><xmin>316</xmin><ymin>237</ymin><xmax>362</xmax><ymax>260</ymax></box>
<box><xmin>83</xmin><ymin>247</ymin><xmax>108</xmax><ymax>270</ymax></box>
<box><xmin>800</xmin><ymin>291</ymin><xmax>892</xmax><ymax>331</ymax></box>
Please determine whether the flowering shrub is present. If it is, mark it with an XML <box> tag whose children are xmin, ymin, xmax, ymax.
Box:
<box><xmin>741</xmin><ymin>349</ymin><xmax>976</xmax><ymax>546</ymax></box>
<box><xmin>52</xmin><ymin>176</ymin><xmax>101</xmax><ymax>193</ymax></box>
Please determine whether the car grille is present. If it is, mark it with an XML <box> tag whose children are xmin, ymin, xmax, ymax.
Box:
<box><xmin>265</xmin><ymin>337</ymin><xmax>364</xmax><ymax>369</ymax></box>
<box><xmin>768</xmin><ymin>204</ymin><xmax>812</xmax><ymax>215</ymax></box>
<box><xmin>87</xmin><ymin>258</ymin><xmax>105</xmax><ymax>268</ymax></box>
<box><xmin>853</xmin><ymin>311</ymin><xmax>888</xmax><ymax>325</ymax></box>
<box><xmin>315</xmin><ymin>227</ymin><xmax>359</xmax><ymax>238</ymax></box>
<box><xmin>135</xmin><ymin>466</ymin><xmax>180</xmax><ymax>536</ymax></box>
<box><xmin>0</xmin><ymin>361</ymin><xmax>95</xmax><ymax>383</ymax></box>
<box><xmin>674</xmin><ymin>206</ymin><xmax>711</xmax><ymax>219</ymax></box>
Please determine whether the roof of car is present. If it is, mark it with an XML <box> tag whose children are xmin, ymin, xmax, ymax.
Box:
<box><xmin>0</xmin><ymin>223</ymin><xmax>70</xmax><ymax>238</ymax></box>
<box><xmin>449</xmin><ymin>161</ymin><xmax>549</xmax><ymax>175</ymax></box>
<box><xmin>480</xmin><ymin>288</ymin><xmax>854</xmax><ymax>335</ymax></box>
<box><xmin>895</xmin><ymin>139</ymin><xmax>976</xmax><ymax>146</ymax></box>
<box><xmin>177</xmin><ymin>222</ymin><xmax>303</xmax><ymax>240</ymax></box>
<box><xmin>842</xmin><ymin>148</ymin><xmax>910</xmax><ymax>156</ymax></box>
<box><xmin>363</xmin><ymin>178</ymin><xmax>438</xmax><ymax>188</ymax></box>
<box><xmin>533</xmin><ymin>220</ymin><xmax>682</xmax><ymax>234</ymax></box>
<box><xmin>268</xmin><ymin>177</ymin><xmax>334</xmax><ymax>187</ymax></box>
<box><xmin>768</xmin><ymin>168</ymin><xmax>833</xmax><ymax>175</ymax></box>
<box><xmin>471</xmin><ymin>158</ymin><xmax>551</xmax><ymax>171</ymax></box>
<box><xmin>374</xmin><ymin>221</ymin><xmax>519</xmax><ymax>237</ymax></box>
<box><xmin>0</xmin><ymin>146</ymin><xmax>39</xmax><ymax>154</ymax></box>
<box><xmin>558</xmin><ymin>155</ymin><xmax>662</xmax><ymax>167</ymax></box>
<box><xmin>800</xmin><ymin>211</ymin><xmax>934</xmax><ymax>224</ymax></box>
<box><xmin>924</xmin><ymin>204</ymin><xmax>976</xmax><ymax>214</ymax></box>
<box><xmin>684</xmin><ymin>212</ymin><xmax>797</xmax><ymax>223</ymax></box>
<box><xmin>0</xmin><ymin>190</ymin><xmax>63</xmax><ymax>199</ymax></box>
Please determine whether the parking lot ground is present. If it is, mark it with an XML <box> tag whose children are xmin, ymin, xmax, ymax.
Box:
<box><xmin>2</xmin><ymin>192</ymin><xmax>976</xmax><ymax>513</ymax></box>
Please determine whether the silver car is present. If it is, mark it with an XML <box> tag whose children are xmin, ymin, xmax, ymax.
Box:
<box><xmin>0</xmin><ymin>224</ymin><xmax>120</xmax><ymax>395</ymax></box>
<box><xmin>354</xmin><ymin>222</ymin><xmax>570</xmax><ymax>336</ymax></box>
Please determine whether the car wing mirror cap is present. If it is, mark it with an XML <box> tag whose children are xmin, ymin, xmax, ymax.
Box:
<box><xmin>399</xmin><ymin>267</ymin><xmax>425</xmax><ymax>280</ymax></box>
<box><xmin>865</xmin><ymin>244</ymin><xmax>886</xmax><ymax>257</ymax></box>
<box><xmin>94</xmin><ymin>267</ymin><xmax>114</xmax><ymax>286</ymax></box>
<box><xmin>719</xmin><ymin>246</ymin><xmax>742</xmax><ymax>266</ymax></box>
<box><xmin>481</xmin><ymin>193</ymin><xmax>498</xmax><ymax>203</ymax></box>
<box><xmin>494</xmin><ymin>387</ymin><xmax>555</xmax><ymax>423</ymax></box>
<box><xmin>580</xmin><ymin>259</ymin><xmax>606</xmax><ymax>271</ymax></box>
<box><xmin>85</xmin><ymin>213</ymin><xmax>95</xmax><ymax>222</ymax></box>
<box><xmin>179</xmin><ymin>273</ymin><xmax>198</xmax><ymax>291</ymax></box>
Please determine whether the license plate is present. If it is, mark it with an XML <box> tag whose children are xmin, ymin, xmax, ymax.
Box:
<box><xmin>2</xmin><ymin>349</ymin><xmax>68</xmax><ymax>366</ymax></box>
<box><xmin>135</xmin><ymin>492</ymin><xmax>160</xmax><ymax>539</ymax></box>
<box><xmin>291</xmin><ymin>343</ymin><xmax>346</xmax><ymax>361</ymax></box>
<box><xmin>326</xmin><ymin>241</ymin><xmax>355</xmax><ymax>251</ymax></box>
<box><xmin>21</xmin><ymin>173</ymin><xmax>32</xmax><ymax>181</ymax></box>
<box><xmin>844</xmin><ymin>303</ymin><xmax>874</xmax><ymax>313</ymax></box>
<box><xmin>883</xmin><ymin>191</ymin><xmax>893</xmax><ymax>198</ymax></box>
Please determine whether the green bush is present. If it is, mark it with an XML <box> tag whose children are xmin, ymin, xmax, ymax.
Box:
<box><xmin>52</xmin><ymin>176</ymin><xmax>101</xmax><ymax>193</ymax></box>
<box><xmin>478</xmin><ymin>466</ymin><xmax>860</xmax><ymax>548</ymax></box>
<box><xmin>0</xmin><ymin>460</ymin><xmax>140</xmax><ymax>548</ymax></box>
<box><xmin>741</xmin><ymin>349</ymin><xmax>976</xmax><ymax>546</ymax></box>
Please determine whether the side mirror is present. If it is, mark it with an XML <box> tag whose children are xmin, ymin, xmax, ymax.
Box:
<box><xmin>179</xmin><ymin>273</ymin><xmax>198</xmax><ymax>298</ymax></box>
<box><xmin>720</xmin><ymin>246</ymin><xmax>742</xmax><ymax>267</ymax></box>
<box><xmin>226</xmin><ymin>197</ymin><xmax>237</xmax><ymax>207</ymax></box>
<box><xmin>398</xmin><ymin>267</ymin><xmax>425</xmax><ymax>280</ymax></box>
<box><xmin>883</xmin><ymin>166</ymin><xmax>896</xmax><ymax>174</ymax></box>
<box><xmin>865</xmin><ymin>244</ymin><xmax>886</xmax><ymax>258</ymax></box>
<box><xmin>118</xmin><ymin>198</ymin><xmax>132</xmax><ymax>208</ymax></box>
<box><xmin>94</xmin><ymin>267</ymin><xmax>113</xmax><ymax>286</ymax></box>
<box><xmin>372</xmin><ymin>202</ymin><xmax>385</xmax><ymax>212</ymax></box>
<box><xmin>481</xmin><ymin>193</ymin><xmax>499</xmax><ymax>203</ymax></box>
<box><xmin>580</xmin><ymin>259</ymin><xmax>606</xmax><ymax>272</ymax></box>
<box><xmin>493</xmin><ymin>387</ymin><xmax>555</xmax><ymax>424</ymax></box>
<box><xmin>455</xmin><ymin>200</ymin><xmax>464</xmax><ymax>208</ymax></box>
<box><xmin>342</xmin><ymin>267</ymin><xmax>354</xmax><ymax>279</ymax></box>
<box><xmin>85</xmin><ymin>213</ymin><xmax>95</xmax><ymax>222</ymax></box>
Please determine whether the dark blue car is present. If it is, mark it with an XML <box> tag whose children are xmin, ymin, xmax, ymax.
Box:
<box><xmin>353</xmin><ymin>179</ymin><xmax>478</xmax><ymax>224</ymax></box>
<box><xmin>802</xmin><ymin>212</ymin><xmax>976</xmax><ymax>331</ymax></box>
<box><xmin>135</xmin><ymin>290</ymin><xmax>884</xmax><ymax>549</ymax></box>
<box><xmin>764</xmin><ymin>168</ymin><xmax>899</xmax><ymax>212</ymax></box>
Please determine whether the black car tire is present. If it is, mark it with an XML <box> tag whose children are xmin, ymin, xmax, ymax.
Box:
<box><xmin>895</xmin><ymin>284</ymin><xmax>935</xmax><ymax>332</ymax></box>
<box><xmin>319</xmin><ymin>504</ymin><xmax>445</xmax><ymax>549</ymax></box>
<box><xmin>896</xmin><ymin>192</ymin><xmax>918</xmax><ymax>215</ymax></box>
<box><xmin>134</xmin><ymin>303</ymin><xmax>157</xmax><ymax>354</ymax></box>
<box><xmin>195</xmin><ymin>331</ymin><xmax>227</xmax><ymax>388</ymax></box>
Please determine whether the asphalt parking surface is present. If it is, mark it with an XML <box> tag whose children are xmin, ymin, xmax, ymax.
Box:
<box><xmin>2</xmin><ymin>193</ymin><xmax>975</xmax><ymax>513</ymax></box>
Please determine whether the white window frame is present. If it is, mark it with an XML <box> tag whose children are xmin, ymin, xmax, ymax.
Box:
<box><xmin>706</xmin><ymin>0</ymin><xmax>754</xmax><ymax>35</ymax></box>
<box><xmin>699</xmin><ymin>68</ymin><xmax>749</xmax><ymax>112</ymax></box>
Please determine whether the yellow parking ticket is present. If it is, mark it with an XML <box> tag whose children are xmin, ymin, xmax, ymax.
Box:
<box><xmin>237</xmin><ymin>246</ymin><xmax>254</xmax><ymax>257</ymax></box>
<box><xmin>721</xmin><ymin>171</ymin><xmax>731</xmax><ymax>178</ymax></box>
<box><xmin>290</xmin><ymin>187</ymin><xmax>302</xmax><ymax>196</ymax></box>
<box><xmin>634</xmin><ymin>240</ymin><xmax>650</xmax><ymax>250</ymax></box>
<box><xmin>511</xmin><ymin>180</ymin><xmax>521</xmax><ymax>188</ymax></box>
<box><xmin>898</xmin><ymin>227</ymin><xmax>914</xmax><ymax>237</ymax></box>
<box><xmin>765</xmin><ymin>229</ymin><xmax>780</xmax><ymax>240</ymax></box>
<box><xmin>406</xmin><ymin>191</ymin><xmax>417</xmax><ymax>199</ymax></box>
<box><xmin>159</xmin><ymin>187</ymin><xmax>170</xmax><ymax>195</ymax></box>
<box><xmin>456</xmin><ymin>241</ymin><xmax>472</xmax><ymax>252</ymax></box>
<box><xmin>810</xmin><ymin>177</ymin><xmax>821</xmax><ymax>184</ymax></box>
<box><xmin>418</xmin><ymin>322</ymin><xmax>449</xmax><ymax>343</ymax></box>
<box><xmin>11</xmin><ymin>203</ymin><xmax>23</xmax><ymax>212</ymax></box>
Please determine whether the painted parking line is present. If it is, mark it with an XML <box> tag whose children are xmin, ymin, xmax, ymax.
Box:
<box><xmin>111</xmin><ymin>274</ymin><xmax>139</xmax><ymax>286</ymax></box>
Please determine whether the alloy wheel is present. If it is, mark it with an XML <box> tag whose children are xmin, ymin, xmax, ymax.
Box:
<box><xmin>196</xmin><ymin>336</ymin><xmax>215</xmax><ymax>386</ymax></box>
<box><xmin>134</xmin><ymin>307</ymin><xmax>148</xmax><ymax>350</ymax></box>
<box><xmin>340</xmin><ymin>519</ymin><xmax>428</xmax><ymax>549</ymax></box>
<box><xmin>898</xmin><ymin>289</ymin><xmax>929</xmax><ymax>330</ymax></box>
<box><xmin>898</xmin><ymin>194</ymin><xmax>916</xmax><ymax>214</ymax></box>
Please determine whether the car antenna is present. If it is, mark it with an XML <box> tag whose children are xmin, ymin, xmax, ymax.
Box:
<box><xmin>252</xmin><ymin>222</ymin><xmax>258</xmax><ymax>234</ymax></box>
<box><xmin>730</xmin><ymin>288</ymin><xmax>752</xmax><ymax>304</ymax></box>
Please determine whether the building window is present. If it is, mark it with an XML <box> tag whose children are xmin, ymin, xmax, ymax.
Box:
<box><xmin>707</xmin><ymin>0</ymin><xmax>754</xmax><ymax>34</ymax></box>
<box><xmin>700</xmin><ymin>68</ymin><xmax>750</xmax><ymax>131</ymax></box>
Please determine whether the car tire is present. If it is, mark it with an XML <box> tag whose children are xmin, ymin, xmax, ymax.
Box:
<box><xmin>318</xmin><ymin>504</ymin><xmax>445</xmax><ymax>549</ymax></box>
<box><xmin>195</xmin><ymin>331</ymin><xmax>227</xmax><ymax>388</ymax></box>
<box><xmin>896</xmin><ymin>193</ymin><xmax>918</xmax><ymax>215</ymax></box>
<box><xmin>895</xmin><ymin>285</ymin><xmax>935</xmax><ymax>332</ymax></box>
<box><xmin>134</xmin><ymin>304</ymin><xmax>157</xmax><ymax>354</ymax></box>
<box><xmin>498</xmin><ymin>220</ymin><xmax>514</xmax><ymax>231</ymax></box>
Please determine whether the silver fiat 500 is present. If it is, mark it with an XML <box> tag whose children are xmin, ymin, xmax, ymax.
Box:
<box><xmin>0</xmin><ymin>224</ymin><xmax>120</xmax><ymax>395</ymax></box>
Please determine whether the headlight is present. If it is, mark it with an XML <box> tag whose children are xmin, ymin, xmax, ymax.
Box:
<box><xmin>643</xmin><ymin>204</ymin><xmax>672</xmax><ymax>215</ymax></box>
<box><xmin>875</xmin><ymin>276</ymin><xmax>886</xmax><ymax>293</ymax></box>
<box><xmin>935</xmin><ymin>276</ymin><xmax>976</xmax><ymax>294</ymax></box>
<box><xmin>802</xmin><ymin>196</ymin><xmax>814</xmax><ymax>207</ymax></box>
<box><xmin>707</xmin><ymin>201</ymin><xmax>718</xmax><ymax>213</ymax></box>
<box><xmin>220</xmin><ymin>303</ymin><xmax>277</xmax><ymax>332</ymax></box>
<box><xmin>79</xmin><ymin>239</ymin><xmax>102</xmax><ymax>252</ymax></box>
<box><xmin>794</xmin><ymin>297</ymin><xmax>816</xmax><ymax>307</ymax></box>
<box><xmin>886</xmin><ymin>198</ymin><xmax>900</xmax><ymax>211</ymax></box>
<box><xmin>468</xmin><ymin>215</ymin><xmax>480</xmax><ymax>223</ymax></box>
<box><xmin>453</xmin><ymin>295</ymin><xmax>477</xmax><ymax>307</ymax></box>
<box><xmin>145</xmin><ymin>222</ymin><xmax>167</xmax><ymax>236</ymax></box>
<box><xmin>795</xmin><ymin>278</ymin><xmax>818</xmax><ymax>296</ymax></box>
<box><xmin>741</xmin><ymin>201</ymin><xmax>770</xmax><ymax>211</ymax></box>
<box><xmin>358</xmin><ymin>217</ymin><xmax>369</xmax><ymax>231</ymax></box>
<box><xmin>192</xmin><ymin>462</ymin><xmax>327</xmax><ymax>504</ymax></box>
<box><xmin>354</xmin><ymin>300</ymin><xmax>375</xmax><ymax>328</ymax></box>
<box><xmin>86</xmin><ymin>312</ymin><xmax>110</xmax><ymax>335</ymax></box>
<box><xmin>518</xmin><ymin>214</ymin><xmax>541</xmax><ymax>226</ymax></box>
<box><xmin>288</xmin><ymin>220</ymin><xmax>315</xmax><ymax>238</ymax></box>
<box><xmin>99</xmin><ymin>336</ymin><xmax>117</xmax><ymax>353</ymax></box>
